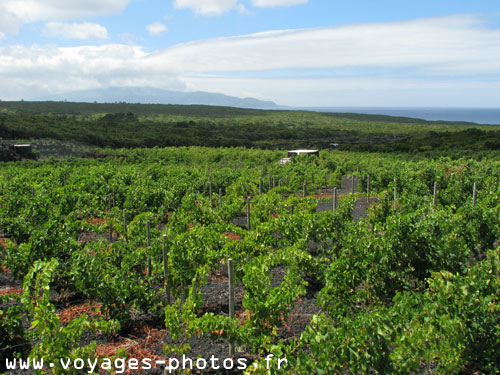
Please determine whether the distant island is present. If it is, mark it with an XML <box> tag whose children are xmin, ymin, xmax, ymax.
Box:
<box><xmin>34</xmin><ymin>87</ymin><xmax>281</xmax><ymax>110</ymax></box>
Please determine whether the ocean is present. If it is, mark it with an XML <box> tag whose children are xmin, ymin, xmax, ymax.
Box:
<box><xmin>306</xmin><ymin>107</ymin><xmax>500</xmax><ymax>125</ymax></box>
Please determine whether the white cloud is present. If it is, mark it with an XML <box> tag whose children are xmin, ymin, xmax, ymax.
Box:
<box><xmin>118</xmin><ymin>32</ymin><xmax>140</xmax><ymax>45</ymax></box>
<box><xmin>250</xmin><ymin>0</ymin><xmax>309</xmax><ymax>7</ymax></box>
<box><xmin>174</xmin><ymin>0</ymin><xmax>237</xmax><ymax>16</ymax></box>
<box><xmin>172</xmin><ymin>0</ymin><xmax>306</xmax><ymax>16</ymax></box>
<box><xmin>237</xmin><ymin>4</ymin><xmax>251</xmax><ymax>15</ymax></box>
<box><xmin>0</xmin><ymin>3</ymin><xmax>22</xmax><ymax>33</ymax></box>
<box><xmin>144</xmin><ymin>14</ymin><xmax>500</xmax><ymax>75</ymax></box>
<box><xmin>0</xmin><ymin>0</ymin><xmax>130</xmax><ymax>34</ymax></box>
<box><xmin>0</xmin><ymin>14</ymin><xmax>500</xmax><ymax>106</ymax></box>
<box><xmin>146</xmin><ymin>22</ymin><xmax>168</xmax><ymax>36</ymax></box>
<box><xmin>43</xmin><ymin>22</ymin><xmax>108</xmax><ymax>40</ymax></box>
<box><xmin>0</xmin><ymin>44</ymin><xmax>186</xmax><ymax>100</ymax></box>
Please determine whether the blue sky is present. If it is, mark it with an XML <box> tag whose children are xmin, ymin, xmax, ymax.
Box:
<box><xmin>0</xmin><ymin>0</ymin><xmax>499</xmax><ymax>107</ymax></box>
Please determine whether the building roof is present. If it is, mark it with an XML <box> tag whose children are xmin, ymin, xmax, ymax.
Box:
<box><xmin>288</xmin><ymin>149</ymin><xmax>318</xmax><ymax>154</ymax></box>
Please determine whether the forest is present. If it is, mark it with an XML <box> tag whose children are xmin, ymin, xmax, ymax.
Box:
<box><xmin>1</xmin><ymin>101</ymin><xmax>499</xmax><ymax>151</ymax></box>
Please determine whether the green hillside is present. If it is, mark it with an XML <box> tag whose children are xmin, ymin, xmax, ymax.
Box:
<box><xmin>1</xmin><ymin>101</ymin><xmax>498</xmax><ymax>152</ymax></box>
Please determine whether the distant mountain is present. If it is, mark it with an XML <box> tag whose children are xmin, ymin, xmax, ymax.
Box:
<box><xmin>36</xmin><ymin>87</ymin><xmax>281</xmax><ymax>109</ymax></box>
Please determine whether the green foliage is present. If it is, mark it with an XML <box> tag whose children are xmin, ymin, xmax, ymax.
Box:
<box><xmin>242</xmin><ymin>252</ymin><xmax>306</xmax><ymax>338</ymax></box>
<box><xmin>281</xmin><ymin>311</ymin><xmax>394</xmax><ymax>375</ymax></box>
<box><xmin>22</xmin><ymin>259</ymin><xmax>118</xmax><ymax>375</ymax></box>
<box><xmin>0</xmin><ymin>294</ymin><xmax>30</xmax><ymax>363</ymax></box>
<box><xmin>5</xmin><ymin>220</ymin><xmax>80</xmax><ymax>279</ymax></box>
<box><xmin>167</xmin><ymin>224</ymin><xmax>227</xmax><ymax>296</ymax></box>
<box><xmin>1</xmin><ymin>145</ymin><xmax>500</xmax><ymax>374</ymax></box>
<box><xmin>1</xmin><ymin>100</ymin><xmax>495</xmax><ymax>150</ymax></box>
<box><xmin>70</xmin><ymin>240</ymin><xmax>162</xmax><ymax>323</ymax></box>
<box><xmin>353</xmin><ymin>128</ymin><xmax>500</xmax><ymax>153</ymax></box>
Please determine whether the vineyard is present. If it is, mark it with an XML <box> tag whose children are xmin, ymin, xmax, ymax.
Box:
<box><xmin>1</xmin><ymin>146</ymin><xmax>500</xmax><ymax>374</ymax></box>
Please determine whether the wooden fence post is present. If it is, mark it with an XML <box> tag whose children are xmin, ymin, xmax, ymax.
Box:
<box><xmin>366</xmin><ymin>175</ymin><xmax>370</xmax><ymax>203</ymax></box>
<box><xmin>303</xmin><ymin>183</ymin><xmax>306</xmax><ymax>198</ymax></box>
<box><xmin>209</xmin><ymin>179</ymin><xmax>213</xmax><ymax>206</ymax></box>
<box><xmin>108</xmin><ymin>222</ymin><xmax>113</xmax><ymax>242</ymax></box>
<box><xmin>333</xmin><ymin>187</ymin><xmax>337</xmax><ymax>211</ymax></box>
<box><xmin>433</xmin><ymin>181</ymin><xmax>437</xmax><ymax>206</ymax></box>
<box><xmin>228</xmin><ymin>258</ymin><xmax>235</xmax><ymax>356</ymax></box>
<box><xmin>259</xmin><ymin>178</ymin><xmax>262</xmax><ymax>194</ymax></box>
<box><xmin>123</xmin><ymin>211</ymin><xmax>128</xmax><ymax>243</ymax></box>
<box><xmin>393</xmin><ymin>178</ymin><xmax>397</xmax><ymax>210</ymax></box>
<box><xmin>107</xmin><ymin>194</ymin><xmax>113</xmax><ymax>242</ymax></box>
<box><xmin>351</xmin><ymin>175</ymin><xmax>355</xmax><ymax>194</ymax></box>
<box><xmin>163</xmin><ymin>234</ymin><xmax>171</xmax><ymax>304</ymax></box>
<box><xmin>147</xmin><ymin>220</ymin><xmax>152</xmax><ymax>277</ymax></box>
<box><xmin>246</xmin><ymin>198</ymin><xmax>251</xmax><ymax>231</ymax></box>
<box><xmin>472</xmin><ymin>182</ymin><xmax>477</xmax><ymax>207</ymax></box>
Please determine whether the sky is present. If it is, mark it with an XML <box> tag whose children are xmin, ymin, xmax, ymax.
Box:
<box><xmin>0</xmin><ymin>0</ymin><xmax>499</xmax><ymax>107</ymax></box>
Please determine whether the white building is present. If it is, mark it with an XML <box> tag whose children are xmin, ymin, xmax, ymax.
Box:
<box><xmin>280</xmin><ymin>149</ymin><xmax>319</xmax><ymax>164</ymax></box>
